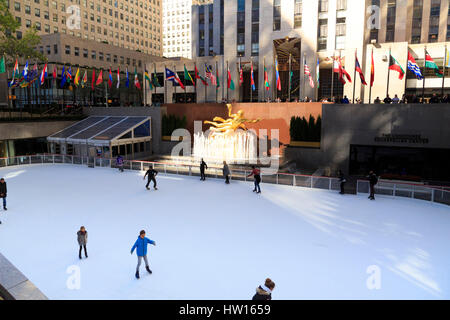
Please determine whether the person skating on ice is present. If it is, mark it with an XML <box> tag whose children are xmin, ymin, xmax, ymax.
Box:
<box><xmin>116</xmin><ymin>155</ymin><xmax>124</xmax><ymax>172</ymax></box>
<box><xmin>131</xmin><ymin>230</ymin><xmax>156</xmax><ymax>279</ymax></box>
<box><xmin>143</xmin><ymin>167</ymin><xmax>158</xmax><ymax>190</ymax></box>
<box><xmin>0</xmin><ymin>178</ymin><xmax>7</xmax><ymax>211</ymax></box>
<box><xmin>247</xmin><ymin>166</ymin><xmax>261</xmax><ymax>194</ymax></box>
<box><xmin>77</xmin><ymin>226</ymin><xmax>88</xmax><ymax>259</ymax></box>
<box><xmin>367</xmin><ymin>171</ymin><xmax>378</xmax><ymax>200</ymax></box>
<box><xmin>338</xmin><ymin>170</ymin><xmax>346</xmax><ymax>195</ymax></box>
<box><xmin>200</xmin><ymin>158</ymin><xmax>208</xmax><ymax>181</ymax></box>
<box><xmin>222</xmin><ymin>161</ymin><xmax>230</xmax><ymax>184</ymax></box>
<box><xmin>252</xmin><ymin>278</ymin><xmax>275</xmax><ymax>300</ymax></box>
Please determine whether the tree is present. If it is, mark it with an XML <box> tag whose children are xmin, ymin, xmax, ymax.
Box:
<box><xmin>0</xmin><ymin>0</ymin><xmax>45</xmax><ymax>64</ymax></box>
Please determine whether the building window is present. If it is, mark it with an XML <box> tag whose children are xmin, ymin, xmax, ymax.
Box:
<box><xmin>14</xmin><ymin>2</ymin><xmax>20</xmax><ymax>12</ymax></box>
<box><xmin>54</xmin><ymin>44</ymin><xmax>58</xmax><ymax>54</ymax></box>
<box><xmin>236</xmin><ymin>0</ymin><xmax>245</xmax><ymax>55</ymax></box>
<box><xmin>99</xmin><ymin>52</ymin><xmax>104</xmax><ymax>61</ymax></box>
<box><xmin>385</xmin><ymin>0</ymin><xmax>396</xmax><ymax>42</ymax></box>
<box><xmin>74</xmin><ymin>47</ymin><xmax>79</xmax><ymax>56</ymax></box>
<box><xmin>35</xmin><ymin>22</ymin><xmax>41</xmax><ymax>30</ymax></box>
<box><xmin>294</xmin><ymin>0</ymin><xmax>302</xmax><ymax>29</ymax></box>
<box><xmin>273</xmin><ymin>0</ymin><xmax>281</xmax><ymax>31</ymax></box>
<box><xmin>25</xmin><ymin>5</ymin><xmax>31</xmax><ymax>14</ymax></box>
<box><xmin>83</xmin><ymin>49</ymin><xmax>88</xmax><ymax>58</ymax></box>
<box><xmin>319</xmin><ymin>0</ymin><xmax>328</xmax><ymax>12</ymax></box>
<box><xmin>318</xmin><ymin>19</ymin><xmax>328</xmax><ymax>51</ymax></box>
<box><xmin>411</xmin><ymin>0</ymin><xmax>423</xmax><ymax>44</ymax></box>
<box><xmin>336</xmin><ymin>0</ymin><xmax>347</xmax><ymax>11</ymax></box>
<box><xmin>65</xmin><ymin>45</ymin><xmax>71</xmax><ymax>55</ymax></box>
<box><xmin>429</xmin><ymin>0</ymin><xmax>441</xmax><ymax>42</ymax></box>
<box><xmin>251</xmin><ymin>0</ymin><xmax>259</xmax><ymax>56</ymax></box>
<box><xmin>91</xmin><ymin>50</ymin><xmax>96</xmax><ymax>60</ymax></box>
<box><xmin>369</xmin><ymin>0</ymin><xmax>380</xmax><ymax>42</ymax></box>
<box><xmin>35</xmin><ymin>8</ymin><xmax>40</xmax><ymax>17</ymax></box>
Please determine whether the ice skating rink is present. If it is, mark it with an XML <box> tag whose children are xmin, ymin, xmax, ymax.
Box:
<box><xmin>0</xmin><ymin>164</ymin><xmax>449</xmax><ymax>300</ymax></box>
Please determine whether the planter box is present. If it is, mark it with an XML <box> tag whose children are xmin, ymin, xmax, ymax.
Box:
<box><xmin>162</xmin><ymin>136</ymin><xmax>183</xmax><ymax>141</ymax></box>
<box><xmin>289</xmin><ymin>141</ymin><xmax>321</xmax><ymax>148</ymax></box>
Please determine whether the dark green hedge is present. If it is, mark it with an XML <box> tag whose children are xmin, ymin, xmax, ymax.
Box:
<box><xmin>162</xmin><ymin>114</ymin><xmax>187</xmax><ymax>136</ymax></box>
<box><xmin>289</xmin><ymin>115</ymin><xmax>321</xmax><ymax>142</ymax></box>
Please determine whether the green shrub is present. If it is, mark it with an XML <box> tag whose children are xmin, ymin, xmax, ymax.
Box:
<box><xmin>289</xmin><ymin>114</ymin><xmax>321</xmax><ymax>142</ymax></box>
<box><xmin>162</xmin><ymin>114</ymin><xmax>187</xmax><ymax>136</ymax></box>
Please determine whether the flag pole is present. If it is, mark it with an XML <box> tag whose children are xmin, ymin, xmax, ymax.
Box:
<box><xmin>215</xmin><ymin>59</ymin><xmax>218</xmax><ymax>103</ymax></box>
<box><xmin>226</xmin><ymin>60</ymin><xmax>229</xmax><ymax>102</ymax></box>
<box><xmin>369</xmin><ymin>48</ymin><xmax>373</xmax><ymax>104</ymax></box>
<box><xmin>442</xmin><ymin>45</ymin><xmax>446</xmax><ymax>100</ymax></box>
<box><xmin>353</xmin><ymin>49</ymin><xmax>357</xmax><ymax>104</ymax></box>
<box><xmin>173</xmin><ymin>64</ymin><xmax>177</xmax><ymax>103</ymax></box>
<box><xmin>422</xmin><ymin>47</ymin><xmax>426</xmax><ymax>104</ymax></box>
<box><xmin>164</xmin><ymin>64</ymin><xmax>167</xmax><ymax>104</ymax></box>
<box><xmin>386</xmin><ymin>48</ymin><xmax>391</xmax><ymax>100</ymax></box>
<box><xmin>331</xmin><ymin>52</ymin><xmax>335</xmax><ymax>101</ymax></box>
<box><xmin>263</xmin><ymin>57</ymin><xmax>266</xmax><ymax>102</ymax></box>
<box><xmin>194</xmin><ymin>62</ymin><xmax>197</xmax><ymax>103</ymax></box>
<box><xmin>288</xmin><ymin>53</ymin><xmax>291</xmax><ymax>102</ymax></box>
<box><xmin>302</xmin><ymin>53</ymin><xmax>306</xmax><ymax>101</ymax></box>
<box><xmin>239</xmin><ymin>55</ymin><xmax>242</xmax><ymax>102</ymax></box>
<box><xmin>204</xmin><ymin>64</ymin><xmax>207</xmax><ymax>102</ymax></box>
<box><xmin>184</xmin><ymin>64</ymin><xmax>187</xmax><ymax>104</ymax></box>
<box><xmin>250</xmin><ymin>57</ymin><xmax>253</xmax><ymax>103</ymax></box>
<box><xmin>143</xmin><ymin>65</ymin><xmax>146</xmax><ymax>106</ymax></box>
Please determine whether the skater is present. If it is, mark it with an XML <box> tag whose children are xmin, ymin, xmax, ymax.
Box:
<box><xmin>338</xmin><ymin>170</ymin><xmax>346</xmax><ymax>195</ymax></box>
<box><xmin>367</xmin><ymin>171</ymin><xmax>378</xmax><ymax>200</ymax></box>
<box><xmin>77</xmin><ymin>226</ymin><xmax>88</xmax><ymax>259</ymax></box>
<box><xmin>131</xmin><ymin>230</ymin><xmax>156</xmax><ymax>279</ymax></box>
<box><xmin>223</xmin><ymin>161</ymin><xmax>230</xmax><ymax>184</ymax></box>
<box><xmin>143</xmin><ymin>167</ymin><xmax>158</xmax><ymax>190</ymax></box>
<box><xmin>0</xmin><ymin>178</ymin><xmax>7</xmax><ymax>211</ymax></box>
<box><xmin>200</xmin><ymin>158</ymin><xmax>208</xmax><ymax>181</ymax></box>
<box><xmin>116</xmin><ymin>155</ymin><xmax>124</xmax><ymax>172</ymax></box>
<box><xmin>247</xmin><ymin>166</ymin><xmax>261</xmax><ymax>194</ymax></box>
<box><xmin>252</xmin><ymin>278</ymin><xmax>275</xmax><ymax>301</ymax></box>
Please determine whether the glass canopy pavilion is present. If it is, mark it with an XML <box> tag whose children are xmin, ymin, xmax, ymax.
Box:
<box><xmin>47</xmin><ymin>116</ymin><xmax>152</xmax><ymax>159</ymax></box>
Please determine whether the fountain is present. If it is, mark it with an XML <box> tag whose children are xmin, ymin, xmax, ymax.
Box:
<box><xmin>193</xmin><ymin>104</ymin><xmax>261</xmax><ymax>164</ymax></box>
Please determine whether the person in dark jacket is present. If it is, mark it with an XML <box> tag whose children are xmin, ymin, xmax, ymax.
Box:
<box><xmin>0</xmin><ymin>178</ymin><xmax>7</xmax><ymax>211</ymax></box>
<box><xmin>143</xmin><ymin>167</ymin><xmax>158</xmax><ymax>190</ymax></box>
<box><xmin>367</xmin><ymin>171</ymin><xmax>378</xmax><ymax>200</ymax></box>
<box><xmin>252</xmin><ymin>278</ymin><xmax>275</xmax><ymax>300</ymax></box>
<box><xmin>200</xmin><ymin>158</ymin><xmax>208</xmax><ymax>181</ymax></box>
<box><xmin>247</xmin><ymin>166</ymin><xmax>261</xmax><ymax>194</ymax></box>
<box><xmin>338</xmin><ymin>170</ymin><xmax>346</xmax><ymax>195</ymax></box>
<box><xmin>223</xmin><ymin>161</ymin><xmax>231</xmax><ymax>184</ymax></box>
<box><xmin>131</xmin><ymin>230</ymin><xmax>156</xmax><ymax>279</ymax></box>
<box><xmin>77</xmin><ymin>226</ymin><xmax>88</xmax><ymax>259</ymax></box>
<box><xmin>116</xmin><ymin>155</ymin><xmax>124</xmax><ymax>172</ymax></box>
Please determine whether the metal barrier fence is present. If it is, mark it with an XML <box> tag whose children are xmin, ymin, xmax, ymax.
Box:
<box><xmin>356</xmin><ymin>180</ymin><xmax>450</xmax><ymax>206</ymax></box>
<box><xmin>1</xmin><ymin>154</ymin><xmax>449</xmax><ymax>205</ymax></box>
<box><xmin>0</xmin><ymin>154</ymin><xmax>341</xmax><ymax>192</ymax></box>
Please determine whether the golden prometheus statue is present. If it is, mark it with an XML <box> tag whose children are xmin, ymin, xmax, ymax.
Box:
<box><xmin>204</xmin><ymin>104</ymin><xmax>262</xmax><ymax>136</ymax></box>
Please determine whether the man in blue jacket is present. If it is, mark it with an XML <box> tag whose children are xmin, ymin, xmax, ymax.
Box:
<box><xmin>131</xmin><ymin>230</ymin><xmax>156</xmax><ymax>279</ymax></box>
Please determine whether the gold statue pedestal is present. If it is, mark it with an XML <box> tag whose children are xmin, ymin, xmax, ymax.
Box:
<box><xmin>193</xmin><ymin>130</ymin><xmax>258</xmax><ymax>164</ymax></box>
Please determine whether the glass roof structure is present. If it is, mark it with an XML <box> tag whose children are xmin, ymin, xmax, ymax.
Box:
<box><xmin>47</xmin><ymin>116</ymin><xmax>151</xmax><ymax>146</ymax></box>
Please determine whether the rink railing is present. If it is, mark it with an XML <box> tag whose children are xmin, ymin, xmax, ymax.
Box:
<box><xmin>356</xmin><ymin>180</ymin><xmax>450</xmax><ymax>206</ymax></box>
<box><xmin>1</xmin><ymin>154</ymin><xmax>449</xmax><ymax>206</ymax></box>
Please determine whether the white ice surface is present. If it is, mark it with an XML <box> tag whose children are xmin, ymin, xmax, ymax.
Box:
<box><xmin>0</xmin><ymin>164</ymin><xmax>449</xmax><ymax>300</ymax></box>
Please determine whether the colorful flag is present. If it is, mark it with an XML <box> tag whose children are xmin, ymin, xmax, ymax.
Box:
<box><xmin>316</xmin><ymin>58</ymin><xmax>320</xmax><ymax>88</ymax></box>
<box><xmin>108</xmin><ymin>68</ymin><xmax>113</xmax><ymax>88</ymax></box>
<box><xmin>81</xmin><ymin>70</ymin><xmax>87</xmax><ymax>88</ymax></box>
<box><xmin>74</xmin><ymin>68</ymin><xmax>80</xmax><ymax>86</ymax></box>
<box><xmin>40</xmin><ymin>63</ymin><xmax>47</xmax><ymax>85</ymax></box>
<box><xmin>22</xmin><ymin>61</ymin><xmax>29</xmax><ymax>80</ymax></box>
<box><xmin>116</xmin><ymin>68</ymin><xmax>120</xmax><ymax>89</ymax></box>
<box><xmin>264</xmin><ymin>66</ymin><xmax>270</xmax><ymax>91</ymax></box>
<box><xmin>144</xmin><ymin>69</ymin><xmax>152</xmax><ymax>90</ymax></box>
<box><xmin>152</xmin><ymin>66</ymin><xmax>161</xmax><ymax>87</ymax></box>
<box><xmin>9</xmin><ymin>59</ymin><xmax>19</xmax><ymax>86</ymax></box>
<box><xmin>195</xmin><ymin>65</ymin><xmax>208</xmax><ymax>85</ymax></box>
<box><xmin>304</xmin><ymin>57</ymin><xmax>314</xmax><ymax>88</ymax></box>
<box><xmin>165</xmin><ymin>67</ymin><xmax>185</xmax><ymax>90</ymax></box>
<box><xmin>446</xmin><ymin>49</ymin><xmax>450</xmax><ymax>68</ymax></box>
<box><xmin>66</xmin><ymin>67</ymin><xmax>72</xmax><ymax>83</ymax></box>
<box><xmin>250</xmin><ymin>60</ymin><xmax>255</xmax><ymax>91</ymax></box>
<box><xmin>0</xmin><ymin>56</ymin><xmax>5</xmax><ymax>74</ymax></box>
<box><xmin>125</xmin><ymin>68</ymin><xmax>130</xmax><ymax>88</ymax></box>
<box><xmin>239</xmin><ymin>65</ymin><xmax>244</xmax><ymax>85</ymax></box>
<box><xmin>275</xmin><ymin>57</ymin><xmax>281</xmax><ymax>91</ymax></box>
<box><xmin>96</xmin><ymin>69</ymin><xmax>103</xmax><ymax>85</ymax></box>
<box><xmin>389</xmin><ymin>54</ymin><xmax>406</xmax><ymax>80</ymax></box>
<box><xmin>60</xmin><ymin>65</ymin><xmax>66</xmax><ymax>87</ymax></box>
<box><xmin>134</xmin><ymin>68</ymin><xmax>141</xmax><ymax>89</ymax></box>
<box><xmin>355</xmin><ymin>53</ymin><xmax>367</xmax><ymax>85</ymax></box>
<box><xmin>227</xmin><ymin>66</ymin><xmax>235</xmax><ymax>90</ymax></box>
<box><xmin>184</xmin><ymin>65</ymin><xmax>195</xmax><ymax>87</ymax></box>
<box><xmin>370</xmin><ymin>50</ymin><xmax>375</xmax><ymax>87</ymax></box>
<box><xmin>425</xmin><ymin>50</ymin><xmax>443</xmax><ymax>77</ymax></box>
<box><xmin>407</xmin><ymin>51</ymin><xmax>423</xmax><ymax>80</ymax></box>
<box><xmin>205</xmin><ymin>64</ymin><xmax>216</xmax><ymax>86</ymax></box>
<box><xmin>52</xmin><ymin>65</ymin><xmax>57</xmax><ymax>79</ymax></box>
<box><xmin>216</xmin><ymin>66</ymin><xmax>220</xmax><ymax>88</ymax></box>
<box><xmin>91</xmin><ymin>69</ymin><xmax>96</xmax><ymax>90</ymax></box>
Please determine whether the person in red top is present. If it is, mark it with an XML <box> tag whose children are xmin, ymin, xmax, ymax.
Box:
<box><xmin>247</xmin><ymin>166</ymin><xmax>261</xmax><ymax>194</ymax></box>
